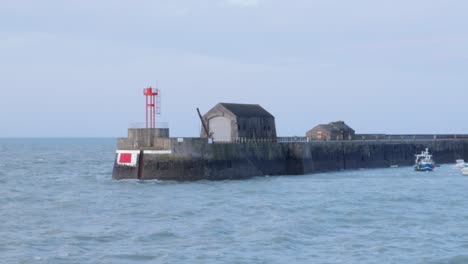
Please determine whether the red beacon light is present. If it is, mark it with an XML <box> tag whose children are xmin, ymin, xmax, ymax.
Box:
<box><xmin>143</xmin><ymin>86</ymin><xmax>161</xmax><ymax>129</ymax></box>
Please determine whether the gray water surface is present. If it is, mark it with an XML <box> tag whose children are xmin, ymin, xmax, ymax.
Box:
<box><xmin>1</xmin><ymin>138</ymin><xmax>468</xmax><ymax>264</ymax></box>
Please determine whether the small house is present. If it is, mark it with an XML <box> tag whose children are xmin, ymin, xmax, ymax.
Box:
<box><xmin>201</xmin><ymin>103</ymin><xmax>277</xmax><ymax>142</ymax></box>
<box><xmin>306</xmin><ymin>121</ymin><xmax>355</xmax><ymax>141</ymax></box>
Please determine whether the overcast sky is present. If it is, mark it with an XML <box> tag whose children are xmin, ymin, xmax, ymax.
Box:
<box><xmin>1</xmin><ymin>0</ymin><xmax>467</xmax><ymax>137</ymax></box>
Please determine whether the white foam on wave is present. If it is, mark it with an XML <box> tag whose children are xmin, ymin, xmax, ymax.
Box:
<box><xmin>34</xmin><ymin>158</ymin><xmax>47</xmax><ymax>164</ymax></box>
<box><xmin>108</xmin><ymin>178</ymin><xmax>165</xmax><ymax>186</ymax></box>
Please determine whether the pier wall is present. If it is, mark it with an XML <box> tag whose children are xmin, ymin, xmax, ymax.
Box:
<box><xmin>113</xmin><ymin>134</ymin><xmax>468</xmax><ymax>180</ymax></box>
<box><xmin>302</xmin><ymin>140</ymin><xmax>466</xmax><ymax>174</ymax></box>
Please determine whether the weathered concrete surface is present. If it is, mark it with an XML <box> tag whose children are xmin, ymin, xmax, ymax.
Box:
<box><xmin>112</xmin><ymin>153</ymin><xmax>141</xmax><ymax>180</ymax></box>
<box><xmin>139</xmin><ymin>140</ymin><xmax>294</xmax><ymax>180</ymax></box>
<box><xmin>112</xmin><ymin>136</ymin><xmax>468</xmax><ymax>181</ymax></box>
<box><xmin>117</xmin><ymin>128</ymin><xmax>170</xmax><ymax>149</ymax></box>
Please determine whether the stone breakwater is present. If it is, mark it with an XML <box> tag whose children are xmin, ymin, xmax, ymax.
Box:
<box><xmin>112</xmin><ymin>130</ymin><xmax>468</xmax><ymax>181</ymax></box>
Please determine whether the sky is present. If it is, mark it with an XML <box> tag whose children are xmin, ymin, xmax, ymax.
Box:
<box><xmin>1</xmin><ymin>0</ymin><xmax>467</xmax><ymax>137</ymax></box>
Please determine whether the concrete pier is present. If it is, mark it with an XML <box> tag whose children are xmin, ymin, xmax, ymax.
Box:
<box><xmin>112</xmin><ymin>129</ymin><xmax>468</xmax><ymax>181</ymax></box>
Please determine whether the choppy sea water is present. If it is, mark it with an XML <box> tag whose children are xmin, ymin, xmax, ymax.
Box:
<box><xmin>1</xmin><ymin>138</ymin><xmax>468</xmax><ymax>264</ymax></box>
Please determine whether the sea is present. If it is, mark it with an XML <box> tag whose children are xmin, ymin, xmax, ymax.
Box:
<box><xmin>1</xmin><ymin>138</ymin><xmax>468</xmax><ymax>264</ymax></box>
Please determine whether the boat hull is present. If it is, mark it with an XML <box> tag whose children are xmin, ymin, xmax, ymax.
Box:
<box><xmin>415</xmin><ymin>164</ymin><xmax>434</xmax><ymax>172</ymax></box>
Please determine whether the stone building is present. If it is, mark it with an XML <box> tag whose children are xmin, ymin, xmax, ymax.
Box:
<box><xmin>306</xmin><ymin>121</ymin><xmax>355</xmax><ymax>141</ymax></box>
<box><xmin>201</xmin><ymin>103</ymin><xmax>277</xmax><ymax>142</ymax></box>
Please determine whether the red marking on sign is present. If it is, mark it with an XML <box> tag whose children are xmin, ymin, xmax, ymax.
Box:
<box><xmin>119</xmin><ymin>153</ymin><xmax>132</xmax><ymax>163</ymax></box>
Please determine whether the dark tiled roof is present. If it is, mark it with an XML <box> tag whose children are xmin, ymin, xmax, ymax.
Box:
<box><xmin>219</xmin><ymin>103</ymin><xmax>274</xmax><ymax>118</ymax></box>
<box><xmin>329</xmin><ymin>121</ymin><xmax>354</xmax><ymax>132</ymax></box>
<box><xmin>314</xmin><ymin>121</ymin><xmax>354</xmax><ymax>132</ymax></box>
<box><xmin>313</xmin><ymin>124</ymin><xmax>338</xmax><ymax>133</ymax></box>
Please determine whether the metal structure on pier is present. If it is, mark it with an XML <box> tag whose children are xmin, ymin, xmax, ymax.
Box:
<box><xmin>143</xmin><ymin>86</ymin><xmax>161</xmax><ymax>129</ymax></box>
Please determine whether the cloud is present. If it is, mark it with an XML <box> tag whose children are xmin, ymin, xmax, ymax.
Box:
<box><xmin>226</xmin><ymin>0</ymin><xmax>259</xmax><ymax>7</ymax></box>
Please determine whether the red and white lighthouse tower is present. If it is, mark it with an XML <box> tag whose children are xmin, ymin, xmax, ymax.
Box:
<box><xmin>143</xmin><ymin>86</ymin><xmax>161</xmax><ymax>129</ymax></box>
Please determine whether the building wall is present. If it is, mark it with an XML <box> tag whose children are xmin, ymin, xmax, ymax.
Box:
<box><xmin>306</xmin><ymin>126</ymin><xmax>332</xmax><ymax>141</ymax></box>
<box><xmin>341</xmin><ymin>130</ymin><xmax>355</xmax><ymax>140</ymax></box>
<box><xmin>237</xmin><ymin>117</ymin><xmax>277</xmax><ymax>139</ymax></box>
<box><xmin>209</xmin><ymin>116</ymin><xmax>232</xmax><ymax>142</ymax></box>
<box><xmin>201</xmin><ymin>104</ymin><xmax>238</xmax><ymax>140</ymax></box>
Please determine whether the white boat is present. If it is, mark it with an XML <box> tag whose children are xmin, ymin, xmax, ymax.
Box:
<box><xmin>414</xmin><ymin>148</ymin><xmax>435</xmax><ymax>172</ymax></box>
<box><xmin>456</xmin><ymin>159</ymin><xmax>466</xmax><ymax>169</ymax></box>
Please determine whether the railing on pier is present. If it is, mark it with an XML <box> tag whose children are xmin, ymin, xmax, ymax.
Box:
<box><xmin>354</xmin><ymin>134</ymin><xmax>468</xmax><ymax>141</ymax></box>
<box><xmin>227</xmin><ymin>137</ymin><xmax>310</xmax><ymax>144</ymax></box>
<box><xmin>210</xmin><ymin>135</ymin><xmax>468</xmax><ymax>144</ymax></box>
<box><xmin>277</xmin><ymin>137</ymin><xmax>310</xmax><ymax>143</ymax></box>
<box><xmin>231</xmin><ymin>137</ymin><xmax>276</xmax><ymax>143</ymax></box>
